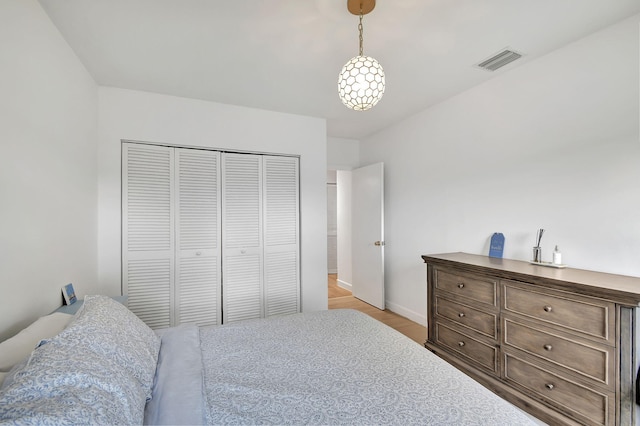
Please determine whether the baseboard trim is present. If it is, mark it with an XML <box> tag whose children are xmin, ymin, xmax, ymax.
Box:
<box><xmin>336</xmin><ymin>279</ymin><xmax>352</xmax><ymax>291</ymax></box>
<box><xmin>384</xmin><ymin>300</ymin><xmax>426</xmax><ymax>326</ymax></box>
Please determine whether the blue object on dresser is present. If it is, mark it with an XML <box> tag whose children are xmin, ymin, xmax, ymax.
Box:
<box><xmin>489</xmin><ymin>233</ymin><xmax>505</xmax><ymax>258</ymax></box>
<box><xmin>54</xmin><ymin>295</ymin><xmax>128</xmax><ymax>315</ymax></box>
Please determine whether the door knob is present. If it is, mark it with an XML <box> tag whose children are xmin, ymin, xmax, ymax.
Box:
<box><xmin>374</xmin><ymin>241</ymin><xmax>385</xmax><ymax>246</ymax></box>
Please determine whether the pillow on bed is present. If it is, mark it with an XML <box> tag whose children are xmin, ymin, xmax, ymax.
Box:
<box><xmin>0</xmin><ymin>357</ymin><xmax>28</xmax><ymax>391</ymax></box>
<box><xmin>50</xmin><ymin>295</ymin><xmax>161</xmax><ymax>401</ymax></box>
<box><xmin>0</xmin><ymin>312</ymin><xmax>73</xmax><ymax>372</ymax></box>
<box><xmin>0</xmin><ymin>330</ymin><xmax>147</xmax><ymax>424</ymax></box>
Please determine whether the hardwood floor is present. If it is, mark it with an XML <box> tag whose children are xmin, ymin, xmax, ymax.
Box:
<box><xmin>327</xmin><ymin>274</ymin><xmax>352</xmax><ymax>298</ymax></box>
<box><xmin>328</xmin><ymin>274</ymin><xmax>427</xmax><ymax>345</ymax></box>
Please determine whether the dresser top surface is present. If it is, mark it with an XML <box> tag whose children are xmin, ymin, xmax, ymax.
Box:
<box><xmin>423</xmin><ymin>252</ymin><xmax>640</xmax><ymax>306</ymax></box>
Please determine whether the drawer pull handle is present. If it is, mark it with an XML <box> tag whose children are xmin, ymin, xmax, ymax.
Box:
<box><xmin>543</xmin><ymin>305</ymin><xmax>553</xmax><ymax>313</ymax></box>
<box><xmin>543</xmin><ymin>344</ymin><xmax>553</xmax><ymax>351</ymax></box>
<box><xmin>458</xmin><ymin>312</ymin><xmax>465</xmax><ymax>318</ymax></box>
<box><xmin>458</xmin><ymin>341</ymin><xmax>465</xmax><ymax>347</ymax></box>
<box><xmin>545</xmin><ymin>383</ymin><xmax>555</xmax><ymax>390</ymax></box>
<box><xmin>457</xmin><ymin>283</ymin><xmax>465</xmax><ymax>289</ymax></box>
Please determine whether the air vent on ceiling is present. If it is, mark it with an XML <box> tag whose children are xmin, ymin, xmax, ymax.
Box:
<box><xmin>476</xmin><ymin>49</ymin><xmax>523</xmax><ymax>72</ymax></box>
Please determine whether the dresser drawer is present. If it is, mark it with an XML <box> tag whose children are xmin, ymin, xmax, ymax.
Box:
<box><xmin>435</xmin><ymin>269</ymin><xmax>497</xmax><ymax>306</ymax></box>
<box><xmin>435</xmin><ymin>295</ymin><xmax>497</xmax><ymax>338</ymax></box>
<box><xmin>434</xmin><ymin>322</ymin><xmax>497</xmax><ymax>372</ymax></box>
<box><xmin>504</xmin><ymin>353</ymin><xmax>614</xmax><ymax>425</ymax></box>
<box><xmin>503</xmin><ymin>281</ymin><xmax>615</xmax><ymax>342</ymax></box>
<box><xmin>503</xmin><ymin>318</ymin><xmax>614</xmax><ymax>388</ymax></box>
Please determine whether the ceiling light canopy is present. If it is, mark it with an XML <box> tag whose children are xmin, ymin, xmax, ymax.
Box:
<box><xmin>338</xmin><ymin>0</ymin><xmax>385</xmax><ymax>111</ymax></box>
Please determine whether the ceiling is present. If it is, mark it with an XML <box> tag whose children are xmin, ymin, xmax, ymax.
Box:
<box><xmin>38</xmin><ymin>0</ymin><xmax>640</xmax><ymax>139</ymax></box>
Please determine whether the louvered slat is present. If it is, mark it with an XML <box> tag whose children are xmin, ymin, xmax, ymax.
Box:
<box><xmin>126</xmin><ymin>259</ymin><xmax>172</xmax><ymax>329</ymax></box>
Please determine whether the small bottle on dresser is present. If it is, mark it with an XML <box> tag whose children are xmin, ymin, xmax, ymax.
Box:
<box><xmin>553</xmin><ymin>245</ymin><xmax>562</xmax><ymax>265</ymax></box>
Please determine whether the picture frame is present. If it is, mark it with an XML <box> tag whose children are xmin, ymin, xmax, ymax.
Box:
<box><xmin>61</xmin><ymin>283</ymin><xmax>77</xmax><ymax>305</ymax></box>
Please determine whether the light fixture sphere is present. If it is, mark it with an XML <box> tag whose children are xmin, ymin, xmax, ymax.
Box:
<box><xmin>338</xmin><ymin>55</ymin><xmax>385</xmax><ymax>111</ymax></box>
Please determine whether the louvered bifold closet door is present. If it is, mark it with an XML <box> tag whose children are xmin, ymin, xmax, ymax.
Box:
<box><xmin>175</xmin><ymin>149</ymin><xmax>221</xmax><ymax>326</ymax></box>
<box><xmin>222</xmin><ymin>153</ymin><xmax>264</xmax><ymax>323</ymax></box>
<box><xmin>122</xmin><ymin>144</ymin><xmax>174</xmax><ymax>329</ymax></box>
<box><xmin>263</xmin><ymin>156</ymin><xmax>300</xmax><ymax>316</ymax></box>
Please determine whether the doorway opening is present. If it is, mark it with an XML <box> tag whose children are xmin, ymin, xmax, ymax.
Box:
<box><xmin>327</xmin><ymin>165</ymin><xmax>384</xmax><ymax>309</ymax></box>
<box><xmin>328</xmin><ymin>273</ymin><xmax>351</xmax><ymax>299</ymax></box>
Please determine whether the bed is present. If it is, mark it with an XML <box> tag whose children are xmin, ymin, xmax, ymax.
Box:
<box><xmin>0</xmin><ymin>296</ymin><xmax>538</xmax><ymax>425</ymax></box>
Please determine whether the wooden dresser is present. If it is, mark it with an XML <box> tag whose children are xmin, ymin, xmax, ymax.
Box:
<box><xmin>422</xmin><ymin>252</ymin><xmax>640</xmax><ymax>426</ymax></box>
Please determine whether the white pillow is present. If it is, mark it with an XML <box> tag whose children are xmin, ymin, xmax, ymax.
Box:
<box><xmin>0</xmin><ymin>312</ymin><xmax>73</xmax><ymax>372</ymax></box>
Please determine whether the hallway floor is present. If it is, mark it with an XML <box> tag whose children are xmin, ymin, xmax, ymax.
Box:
<box><xmin>327</xmin><ymin>274</ymin><xmax>426</xmax><ymax>345</ymax></box>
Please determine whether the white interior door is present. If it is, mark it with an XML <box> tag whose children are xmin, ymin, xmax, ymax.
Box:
<box><xmin>352</xmin><ymin>162</ymin><xmax>384</xmax><ymax>309</ymax></box>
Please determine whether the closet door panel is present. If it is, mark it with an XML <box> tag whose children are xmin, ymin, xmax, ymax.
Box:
<box><xmin>175</xmin><ymin>149</ymin><xmax>221</xmax><ymax>326</ymax></box>
<box><xmin>263</xmin><ymin>156</ymin><xmax>300</xmax><ymax>317</ymax></box>
<box><xmin>122</xmin><ymin>144</ymin><xmax>174</xmax><ymax>329</ymax></box>
<box><xmin>265</xmin><ymin>250</ymin><xmax>299</xmax><ymax>316</ymax></box>
<box><xmin>126</xmin><ymin>258</ymin><xmax>172</xmax><ymax>328</ymax></box>
<box><xmin>177</xmin><ymin>257</ymin><xmax>219</xmax><ymax>325</ymax></box>
<box><xmin>224</xmin><ymin>254</ymin><xmax>263</xmax><ymax>322</ymax></box>
<box><xmin>222</xmin><ymin>153</ymin><xmax>264</xmax><ymax>323</ymax></box>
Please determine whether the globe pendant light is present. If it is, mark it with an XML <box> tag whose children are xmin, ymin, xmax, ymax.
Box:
<box><xmin>338</xmin><ymin>0</ymin><xmax>385</xmax><ymax>111</ymax></box>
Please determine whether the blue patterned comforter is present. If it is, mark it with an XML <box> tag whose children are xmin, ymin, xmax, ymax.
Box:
<box><xmin>1</xmin><ymin>306</ymin><xmax>538</xmax><ymax>425</ymax></box>
<box><xmin>196</xmin><ymin>309</ymin><xmax>537</xmax><ymax>425</ymax></box>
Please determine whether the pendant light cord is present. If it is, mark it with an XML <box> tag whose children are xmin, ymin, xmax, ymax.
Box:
<box><xmin>358</xmin><ymin>9</ymin><xmax>364</xmax><ymax>56</ymax></box>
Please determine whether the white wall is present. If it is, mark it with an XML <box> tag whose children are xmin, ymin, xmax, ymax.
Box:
<box><xmin>327</xmin><ymin>137</ymin><xmax>360</xmax><ymax>171</ymax></box>
<box><xmin>327</xmin><ymin>171</ymin><xmax>338</xmax><ymax>274</ymax></box>
<box><xmin>97</xmin><ymin>88</ymin><xmax>328</xmax><ymax>313</ymax></box>
<box><xmin>327</xmin><ymin>137</ymin><xmax>360</xmax><ymax>289</ymax></box>
<box><xmin>336</xmin><ymin>170</ymin><xmax>354</xmax><ymax>290</ymax></box>
<box><xmin>360</xmin><ymin>15</ymin><xmax>640</xmax><ymax>324</ymax></box>
<box><xmin>0</xmin><ymin>0</ymin><xmax>98</xmax><ymax>340</ymax></box>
